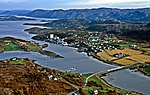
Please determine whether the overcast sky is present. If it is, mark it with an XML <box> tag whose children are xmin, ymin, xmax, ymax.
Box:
<box><xmin>0</xmin><ymin>0</ymin><xmax>149</xmax><ymax>10</ymax></box>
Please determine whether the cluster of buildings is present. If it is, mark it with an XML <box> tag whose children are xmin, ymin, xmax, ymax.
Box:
<box><xmin>45</xmin><ymin>34</ymin><xmax>63</xmax><ymax>44</ymax></box>
<box><xmin>78</xmin><ymin>32</ymin><xmax>123</xmax><ymax>53</ymax></box>
<box><xmin>37</xmin><ymin>66</ymin><xmax>60</xmax><ymax>81</ymax></box>
<box><xmin>44</xmin><ymin>32</ymin><xmax>125</xmax><ymax>55</ymax></box>
<box><xmin>113</xmin><ymin>53</ymin><xmax>128</xmax><ymax>58</ymax></box>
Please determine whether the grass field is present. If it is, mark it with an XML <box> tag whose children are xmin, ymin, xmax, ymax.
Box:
<box><xmin>142</xmin><ymin>48</ymin><xmax>150</xmax><ymax>51</ymax></box>
<box><xmin>142</xmin><ymin>48</ymin><xmax>150</xmax><ymax>55</ymax></box>
<box><xmin>97</xmin><ymin>52</ymin><xmax>117</xmax><ymax>61</ymax></box>
<box><xmin>4</xmin><ymin>58</ymin><xmax>27</xmax><ymax>65</ymax></box>
<box><xmin>114</xmin><ymin>58</ymin><xmax>135</xmax><ymax>65</ymax></box>
<box><xmin>83</xmin><ymin>74</ymin><xmax>113</xmax><ymax>95</ymax></box>
<box><xmin>97</xmin><ymin>48</ymin><xmax>150</xmax><ymax>65</ymax></box>
<box><xmin>126</xmin><ymin>55</ymin><xmax>150</xmax><ymax>63</ymax></box>
<box><xmin>82</xmin><ymin>74</ymin><xmax>133</xmax><ymax>95</ymax></box>
<box><xmin>4</xmin><ymin>42</ymin><xmax>22</xmax><ymax>51</ymax></box>
<box><xmin>83</xmin><ymin>74</ymin><xmax>111</xmax><ymax>89</ymax></box>
<box><xmin>107</xmin><ymin>48</ymin><xmax>142</xmax><ymax>56</ymax></box>
<box><xmin>26</xmin><ymin>42</ymin><xmax>41</xmax><ymax>51</ymax></box>
<box><xmin>113</xmin><ymin>41</ymin><xmax>134</xmax><ymax>48</ymax></box>
<box><xmin>11</xmin><ymin>59</ymin><xmax>27</xmax><ymax>65</ymax></box>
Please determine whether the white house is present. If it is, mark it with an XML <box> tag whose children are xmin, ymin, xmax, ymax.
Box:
<box><xmin>50</xmin><ymin>34</ymin><xmax>54</xmax><ymax>39</ymax></box>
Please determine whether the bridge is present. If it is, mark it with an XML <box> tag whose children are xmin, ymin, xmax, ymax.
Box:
<box><xmin>84</xmin><ymin>62</ymin><xmax>140</xmax><ymax>88</ymax></box>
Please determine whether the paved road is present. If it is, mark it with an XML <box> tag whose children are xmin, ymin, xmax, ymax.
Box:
<box><xmin>68</xmin><ymin>62</ymin><xmax>140</xmax><ymax>94</ymax></box>
<box><xmin>67</xmin><ymin>88</ymin><xmax>79</xmax><ymax>95</ymax></box>
<box><xmin>84</xmin><ymin>62</ymin><xmax>140</xmax><ymax>88</ymax></box>
<box><xmin>84</xmin><ymin>66</ymin><xmax>125</xmax><ymax>88</ymax></box>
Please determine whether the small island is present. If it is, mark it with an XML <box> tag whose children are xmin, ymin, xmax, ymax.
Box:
<box><xmin>0</xmin><ymin>37</ymin><xmax>62</xmax><ymax>58</ymax></box>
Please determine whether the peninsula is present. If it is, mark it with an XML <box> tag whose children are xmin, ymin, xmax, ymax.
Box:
<box><xmin>0</xmin><ymin>37</ymin><xmax>62</xmax><ymax>58</ymax></box>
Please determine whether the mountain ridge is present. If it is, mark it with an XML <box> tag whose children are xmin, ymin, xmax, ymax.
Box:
<box><xmin>0</xmin><ymin>8</ymin><xmax>150</xmax><ymax>22</ymax></box>
<box><xmin>26</xmin><ymin>8</ymin><xmax>150</xmax><ymax>21</ymax></box>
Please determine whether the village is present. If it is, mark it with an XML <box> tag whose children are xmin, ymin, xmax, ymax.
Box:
<box><xmin>34</xmin><ymin>30</ymin><xmax>150</xmax><ymax>76</ymax></box>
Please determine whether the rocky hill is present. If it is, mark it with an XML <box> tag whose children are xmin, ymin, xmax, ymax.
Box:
<box><xmin>1</xmin><ymin>8</ymin><xmax>150</xmax><ymax>22</ymax></box>
<box><xmin>0</xmin><ymin>10</ymin><xmax>31</xmax><ymax>16</ymax></box>
<box><xmin>26</xmin><ymin>8</ymin><xmax>150</xmax><ymax>21</ymax></box>
<box><xmin>0</xmin><ymin>58</ymin><xmax>75</xmax><ymax>95</ymax></box>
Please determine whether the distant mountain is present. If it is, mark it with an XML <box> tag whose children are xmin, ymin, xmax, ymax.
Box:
<box><xmin>0</xmin><ymin>10</ymin><xmax>31</xmax><ymax>16</ymax></box>
<box><xmin>24</xmin><ymin>18</ymin><xmax>126</xmax><ymax>30</ymax></box>
<box><xmin>1</xmin><ymin>8</ymin><xmax>149</xmax><ymax>22</ymax></box>
<box><xmin>0</xmin><ymin>16</ymin><xmax>35</xmax><ymax>21</ymax></box>
<box><xmin>26</xmin><ymin>8</ymin><xmax>150</xmax><ymax>22</ymax></box>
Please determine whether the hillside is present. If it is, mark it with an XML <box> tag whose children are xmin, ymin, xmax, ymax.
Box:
<box><xmin>26</xmin><ymin>8</ymin><xmax>150</xmax><ymax>21</ymax></box>
<box><xmin>0</xmin><ymin>8</ymin><xmax>150</xmax><ymax>22</ymax></box>
<box><xmin>0</xmin><ymin>16</ymin><xmax>35</xmax><ymax>21</ymax></box>
<box><xmin>0</xmin><ymin>58</ymin><xmax>75</xmax><ymax>95</ymax></box>
<box><xmin>0</xmin><ymin>10</ymin><xmax>31</xmax><ymax>16</ymax></box>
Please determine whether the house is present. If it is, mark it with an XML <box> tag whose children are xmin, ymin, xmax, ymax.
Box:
<box><xmin>49</xmin><ymin>34</ymin><xmax>54</xmax><ymax>39</ymax></box>
<box><xmin>48</xmin><ymin>75</ymin><xmax>53</xmax><ymax>80</ymax></box>
<box><xmin>54</xmin><ymin>78</ymin><xmax>58</xmax><ymax>81</ymax></box>
<box><xmin>88</xmin><ymin>90</ymin><xmax>99</xmax><ymax>95</ymax></box>
<box><xmin>12</xmin><ymin>57</ymin><xmax>17</xmax><ymax>61</ymax></box>
<box><xmin>93</xmin><ymin>90</ymin><xmax>98</xmax><ymax>95</ymax></box>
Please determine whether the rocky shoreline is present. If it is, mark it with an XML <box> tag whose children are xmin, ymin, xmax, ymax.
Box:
<box><xmin>0</xmin><ymin>37</ymin><xmax>63</xmax><ymax>58</ymax></box>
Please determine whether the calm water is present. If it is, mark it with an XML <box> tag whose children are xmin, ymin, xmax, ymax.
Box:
<box><xmin>0</xmin><ymin>20</ymin><xmax>150</xmax><ymax>95</ymax></box>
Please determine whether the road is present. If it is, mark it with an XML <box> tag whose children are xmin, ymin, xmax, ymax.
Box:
<box><xmin>67</xmin><ymin>88</ymin><xmax>79</xmax><ymax>95</ymax></box>
<box><xmin>68</xmin><ymin>62</ymin><xmax>140</xmax><ymax>94</ymax></box>
<box><xmin>84</xmin><ymin>62</ymin><xmax>140</xmax><ymax>88</ymax></box>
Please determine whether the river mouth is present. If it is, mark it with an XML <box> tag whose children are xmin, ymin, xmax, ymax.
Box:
<box><xmin>0</xmin><ymin>19</ymin><xmax>150</xmax><ymax>95</ymax></box>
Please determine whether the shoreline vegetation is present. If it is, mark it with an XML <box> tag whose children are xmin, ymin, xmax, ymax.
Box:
<box><xmin>23</xmin><ymin>26</ymin><xmax>149</xmax><ymax>94</ymax></box>
<box><xmin>0</xmin><ymin>58</ymin><xmax>142</xmax><ymax>95</ymax></box>
<box><xmin>25</xmin><ymin>26</ymin><xmax>150</xmax><ymax>77</ymax></box>
<box><xmin>0</xmin><ymin>36</ymin><xmax>144</xmax><ymax>94</ymax></box>
<box><xmin>91</xmin><ymin>52</ymin><xmax>150</xmax><ymax>77</ymax></box>
<box><xmin>0</xmin><ymin>37</ymin><xmax>63</xmax><ymax>58</ymax></box>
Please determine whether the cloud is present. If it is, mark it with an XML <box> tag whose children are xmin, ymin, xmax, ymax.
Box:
<box><xmin>67</xmin><ymin>0</ymin><xmax>149</xmax><ymax>8</ymax></box>
<box><xmin>0</xmin><ymin>0</ymin><xmax>149</xmax><ymax>10</ymax></box>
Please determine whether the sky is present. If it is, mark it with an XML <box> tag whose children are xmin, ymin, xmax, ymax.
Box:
<box><xmin>0</xmin><ymin>0</ymin><xmax>149</xmax><ymax>10</ymax></box>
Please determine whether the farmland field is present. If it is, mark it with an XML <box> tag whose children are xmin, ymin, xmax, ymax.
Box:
<box><xmin>97</xmin><ymin>52</ymin><xmax>117</xmax><ymax>61</ymax></box>
<box><xmin>97</xmin><ymin>48</ymin><xmax>150</xmax><ymax>65</ymax></box>
<box><xmin>106</xmin><ymin>48</ymin><xmax>142</xmax><ymax>56</ymax></box>
<box><xmin>114</xmin><ymin>58</ymin><xmax>135</xmax><ymax>65</ymax></box>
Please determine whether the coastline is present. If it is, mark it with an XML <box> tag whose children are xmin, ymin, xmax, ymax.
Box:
<box><xmin>27</xmin><ymin>35</ymin><xmax>149</xmax><ymax>90</ymax></box>
<box><xmin>0</xmin><ymin>18</ymin><xmax>149</xmax><ymax>94</ymax></box>
<box><xmin>0</xmin><ymin>36</ymin><xmax>146</xmax><ymax>95</ymax></box>
<box><xmin>99</xmin><ymin>76</ymin><xmax>143</xmax><ymax>95</ymax></box>
<box><xmin>0</xmin><ymin>37</ymin><xmax>63</xmax><ymax>58</ymax></box>
<box><xmin>33</xmin><ymin>41</ymin><xmax>146</xmax><ymax>94</ymax></box>
<box><xmin>86</xmin><ymin>51</ymin><xmax>150</xmax><ymax>77</ymax></box>
<box><xmin>44</xmin><ymin>43</ymin><xmax>149</xmax><ymax>94</ymax></box>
